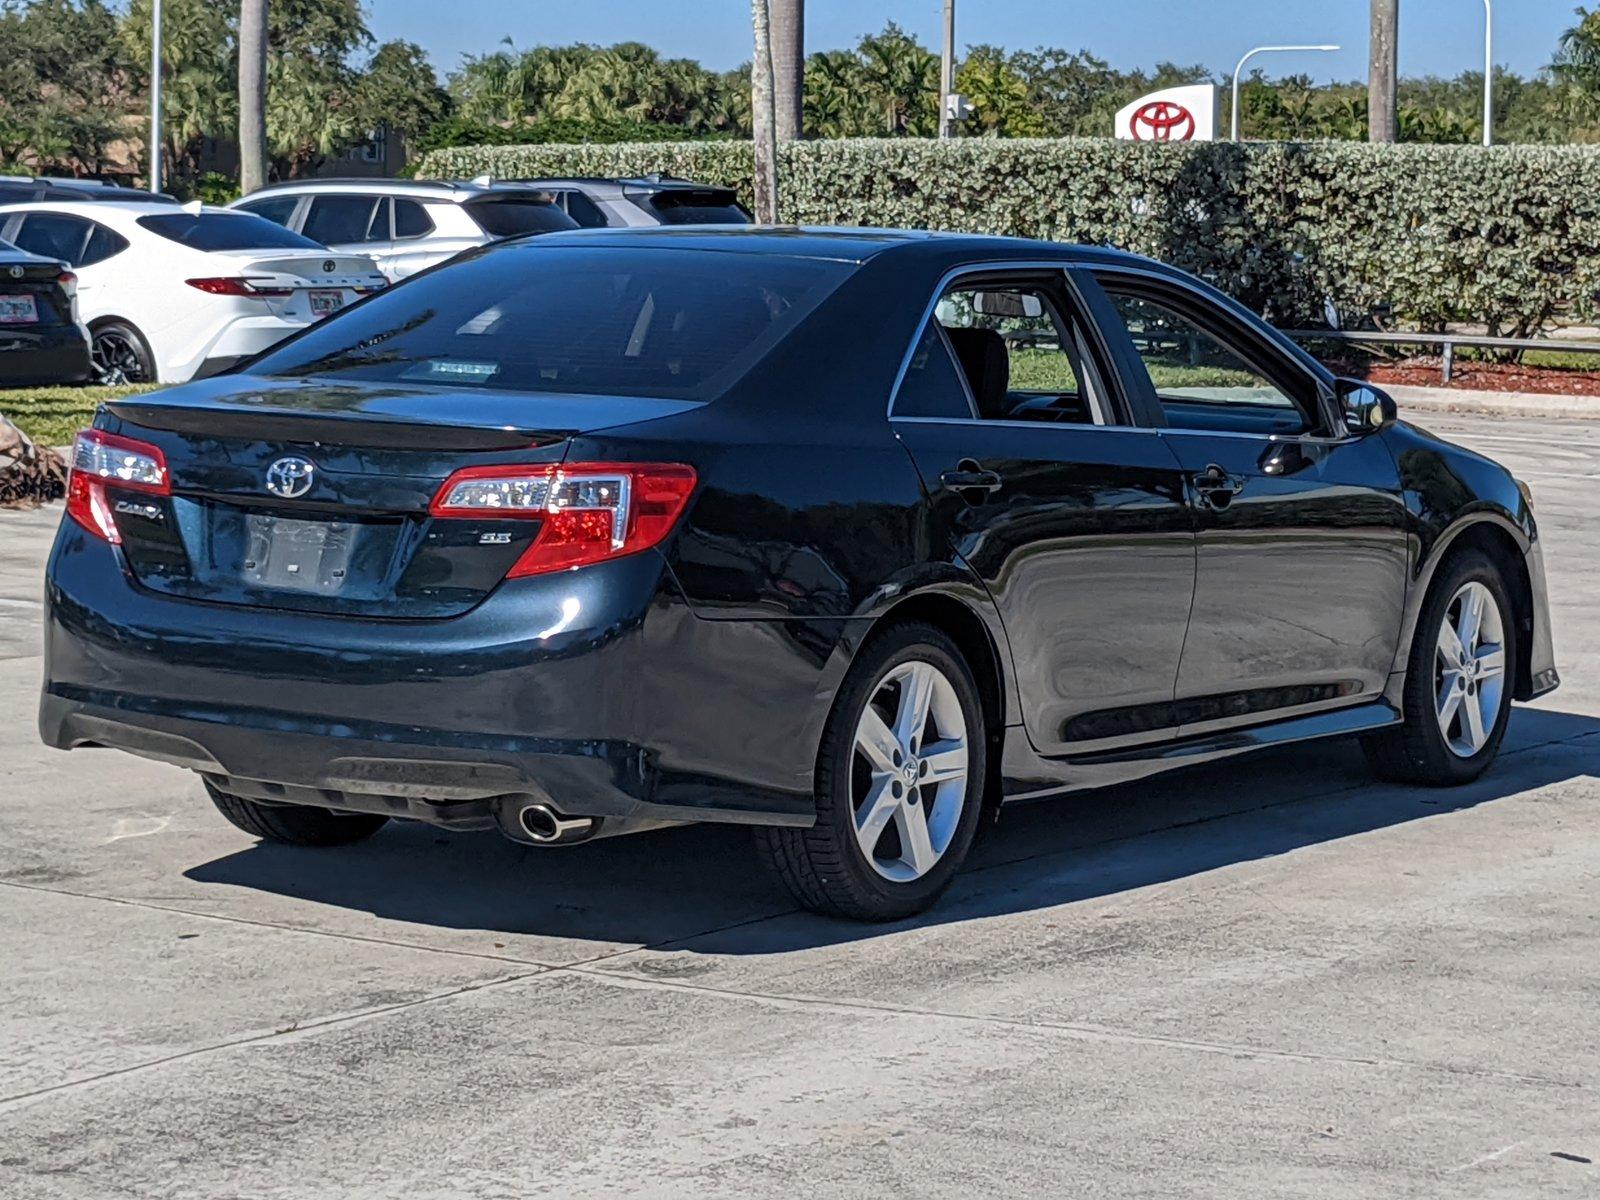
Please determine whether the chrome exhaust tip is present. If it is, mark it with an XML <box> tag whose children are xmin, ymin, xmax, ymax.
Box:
<box><xmin>516</xmin><ymin>803</ymin><xmax>597</xmax><ymax>845</ymax></box>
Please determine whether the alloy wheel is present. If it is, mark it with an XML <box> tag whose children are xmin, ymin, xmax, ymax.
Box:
<box><xmin>1434</xmin><ymin>580</ymin><xmax>1507</xmax><ymax>758</ymax></box>
<box><xmin>850</xmin><ymin>659</ymin><xmax>969</xmax><ymax>883</ymax></box>
<box><xmin>91</xmin><ymin>329</ymin><xmax>148</xmax><ymax>384</ymax></box>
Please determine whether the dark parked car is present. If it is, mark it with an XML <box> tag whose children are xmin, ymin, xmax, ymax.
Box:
<box><xmin>506</xmin><ymin>174</ymin><xmax>751</xmax><ymax>227</ymax></box>
<box><xmin>39</xmin><ymin>229</ymin><xmax>1558</xmax><ymax>920</ymax></box>
<box><xmin>0</xmin><ymin>236</ymin><xmax>92</xmax><ymax>385</ymax></box>
<box><xmin>0</xmin><ymin>176</ymin><xmax>179</xmax><ymax>206</ymax></box>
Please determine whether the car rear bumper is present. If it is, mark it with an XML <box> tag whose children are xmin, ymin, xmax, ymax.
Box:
<box><xmin>40</xmin><ymin>526</ymin><xmax>824</xmax><ymax>828</ymax></box>
<box><xmin>0</xmin><ymin>324</ymin><xmax>92</xmax><ymax>385</ymax></box>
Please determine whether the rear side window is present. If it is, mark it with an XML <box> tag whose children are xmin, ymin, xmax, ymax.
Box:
<box><xmin>301</xmin><ymin>195</ymin><xmax>383</xmax><ymax>244</ymax></box>
<box><xmin>555</xmin><ymin>190</ymin><xmax>607</xmax><ymax>227</ymax></box>
<box><xmin>465</xmin><ymin>198</ymin><xmax>579</xmax><ymax>238</ymax></box>
<box><xmin>393</xmin><ymin>199</ymin><xmax>434</xmax><ymax>239</ymax></box>
<box><xmin>249</xmin><ymin>245</ymin><xmax>852</xmax><ymax>401</ymax></box>
<box><xmin>81</xmin><ymin>222</ymin><xmax>129</xmax><ymax>266</ymax></box>
<box><xmin>638</xmin><ymin>190</ymin><xmax>750</xmax><ymax>225</ymax></box>
<box><xmin>11</xmin><ymin>214</ymin><xmax>91</xmax><ymax>264</ymax></box>
<box><xmin>235</xmin><ymin>195</ymin><xmax>300</xmax><ymax>228</ymax></box>
<box><xmin>892</xmin><ymin>322</ymin><xmax>974</xmax><ymax>418</ymax></box>
<box><xmin>137</xmin><ymin>212</ymin><xmax>324</xmax><ymax>251</ymax></box>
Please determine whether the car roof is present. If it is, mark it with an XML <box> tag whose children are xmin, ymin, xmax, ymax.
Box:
<box><xmin>238</xmin><ymin>178</ymin><xmax>556</xmax><ymax>203</ymax></box>
<box><xmin>500</xmin><ymin>224</ymin><xmax>1165</xmax><ymax>271</ymax></box>
<box><xmin>0</xmin><ymin>178</ymin><xmax>180</xmax><ymax>205</ymax></box>
<box><xmin>0</xmin><ymin>200</ymin><xmax>229</xmax><ymax>222</ymax></box>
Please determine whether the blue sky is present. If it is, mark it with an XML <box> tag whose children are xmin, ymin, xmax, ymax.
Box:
<box><xmin>369</xmin><ymin>0</ymin><xmax>1574</xmax><ymax>83</ymax></box>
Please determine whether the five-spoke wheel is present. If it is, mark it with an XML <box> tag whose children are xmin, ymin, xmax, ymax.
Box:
<box><xmin>756</xmin><ymin>622</ymin><xmax>987</xmax><ymax>921</ymax></box>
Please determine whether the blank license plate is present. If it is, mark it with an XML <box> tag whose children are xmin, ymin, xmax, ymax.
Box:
<box><xmin>242</xmin><ymin>515</ymin><xmax>356</xmax><ymax>594</ymax></box>
<box><xmin>308</xmin><ymin>289</ymin><xmax>344</xmax><ymax>317</ymax></box>
<box><xmin>0</xmin><ymin>294</ymin><xmax>38</xmax><ymax>324</ymax></box>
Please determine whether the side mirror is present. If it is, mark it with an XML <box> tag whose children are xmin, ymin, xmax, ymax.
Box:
<box><xmin>1335</xmin><ymin>378</ymin><xmax>1397</xmax><ymax>434</ymax></box>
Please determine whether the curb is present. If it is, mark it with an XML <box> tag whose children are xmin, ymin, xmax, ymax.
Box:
<box><xmin>1385</xmin><ymin>385</ymin><xmax>1600</xmax><ymax>421</ymax></box>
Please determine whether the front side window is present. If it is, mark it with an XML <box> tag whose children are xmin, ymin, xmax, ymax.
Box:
<box><xmin>137</xmin><ymin>212</ymin><xmax>324</xmax><ymax>251</ymax></box>
<box><xmin>247</xmin><ymin>245</ymin><xmax>852</xmax><ymax>401</ymax></box>
<box><xmin>1097</xmin><ymin>287</ymin><xmax>1310</xmax><ymax>436</ymax></box>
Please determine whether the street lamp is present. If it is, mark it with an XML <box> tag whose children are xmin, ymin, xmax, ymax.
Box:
<box><xmin>1231</xmin><ymin>44</ymin><xmax>1341</xmax><ymax>141</ymax></box>
<box><xmin>149</xmin><ymin>0</ymin><xmax>163</xmax><ymax>193</ymax></box>
<box><xmin>1481</xmin><ymin>0</ymin><xmax>1494</xmax><ymax>147</ymax></box>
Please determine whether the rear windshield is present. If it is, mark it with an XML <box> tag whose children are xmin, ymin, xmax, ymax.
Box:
<box><xmin>465</xmin><ymin>196</ymin><xmax>579</xmax><ymax>238</ymax></box>
<box><xmin>247</xmin><ymin>245</ymin><xmax>852</xmax><ymax>400</ymax></box>
<box><xmin>640</xmin><ymin>190</ymin><xmax>750</xmax><ymax>225</ymax></box>
<box><xmin>136</xmin><ymin>212</ymin><xmax>325</xmax><ymax>251</ymax></box>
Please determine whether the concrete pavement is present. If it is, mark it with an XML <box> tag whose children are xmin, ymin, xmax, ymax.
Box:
<box><xmin>1</xmin><ymin>412</ymin><xmax>1597</xmax><ymax>1198</ymax></box>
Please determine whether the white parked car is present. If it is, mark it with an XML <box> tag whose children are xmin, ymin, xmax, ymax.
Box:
<box><xmin>229</xmin><ymin>179</ymin><xmax>578</xmax><ymax>283</ymax></box>
<box><xmin>0</xmin><ymin>201</ymin><xmax>387</xmax><ymax>383</ymax></box>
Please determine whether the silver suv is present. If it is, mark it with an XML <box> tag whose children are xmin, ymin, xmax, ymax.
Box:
<box><xmin>228</xmin><ymin>178</ymin><xmax>577</xmax><ymax>282</ymax></box>
<box><xmin>506</xmin><ymin>175</ymin><xmax>751</xmax><ymax>229</ymax></box>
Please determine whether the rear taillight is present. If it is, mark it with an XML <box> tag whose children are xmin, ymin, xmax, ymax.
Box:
<box><xmin>184</xmin><ymin>277</ymin><xmax>292</xmax><ymax>298</ymax></box>
<box><xmin>56</xmin><ymin>270</ymin><xmax>77</xmax><ymax>299</ymax></box>
<box><xmin>66</xmin><ymin>429</ymin><xmax>170</xmax><ymax>545</ymax></box>
<box><xmin>430</xmin><ymin>462</ymin><xmax>696</xmax><ymax>577</ymax></box>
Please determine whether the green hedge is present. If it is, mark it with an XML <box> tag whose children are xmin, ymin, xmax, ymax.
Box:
<box><xmin>417</xmin><ymin>138</ymin><xmax>1600</xmax><ymax>336</ymax></box>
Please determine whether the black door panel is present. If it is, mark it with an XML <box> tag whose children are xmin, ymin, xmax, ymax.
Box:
<box><xmin>1160</xmin><ymin>430</ymin><xmax>1409</xmax><ymax>728</ymax></box>
<box><xmin>895</xmin><ymin>420</ymin><xmax>1195</xmax><ymax>755</ymax></box>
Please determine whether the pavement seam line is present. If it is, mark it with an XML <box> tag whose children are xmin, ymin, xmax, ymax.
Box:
<box><xmin>552</xmin><ymin>962</ymin><xmax>1591</xmax><ymax>1094</ymax></box>
<box><xmin>0</xmin><ymin>967</ymin><xmax>551</xmax><ymax>1113</ymax></box>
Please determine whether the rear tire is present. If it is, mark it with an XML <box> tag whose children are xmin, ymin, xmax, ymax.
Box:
<box><xmin>205</xmin><ymin>782</ymin><xmax>388</xmax><ymax>847</ymax></box>
<box><xmin>755</xmin><ymin>622</ymin><xmax>987</xmax><ymax>922</ymax></box>
<box><xmin>90</xmin><ymin>319</ymin><xmax>156</xmax><ymax>384</ymax></box>
<box><xmin>1363</xmin><ymin>550</ymin><xmax>1516</xmax><ymax>786</ymax></box>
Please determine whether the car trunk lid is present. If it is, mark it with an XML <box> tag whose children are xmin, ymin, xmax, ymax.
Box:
<box><xmin>100</xmin><ymin>376</ymin><xmax>699</xmax><ymax>618</ymax></box>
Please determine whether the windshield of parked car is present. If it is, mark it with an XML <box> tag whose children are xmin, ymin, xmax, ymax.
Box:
<box><xmin>464</xmin><ymin>197</ymin><xmax>580</xmax><ymax>238</ymax></box>
<box><xmin>136</xmin><ymin>212</ymin><xmax>326</xmax><ymax>252</ymax></box>
<box><xmin>246</xmin><ymin>245</ymin><xmax>852</xmax><ymax>400</ymax></box>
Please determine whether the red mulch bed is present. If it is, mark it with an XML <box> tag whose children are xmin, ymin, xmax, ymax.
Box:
<box><xmin>1327</xmin><ymin>357</ymin><xmax>1600</xmax><ymax>397</ymax></box>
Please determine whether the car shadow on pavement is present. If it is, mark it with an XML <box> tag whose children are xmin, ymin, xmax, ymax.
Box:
<box><xmin>184</xmin><ymin>707</ymin><xmax>1600</xmax><ymax>954</ymax></box>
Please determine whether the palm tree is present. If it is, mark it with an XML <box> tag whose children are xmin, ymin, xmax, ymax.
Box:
<box><xmin>750</xmin><ymin>0</ymin><xmax>778</xmax><ymax>222</ymax></box>
<box><xmin>771</xmin><ymin>0</ymin><xmax>803</xmax><ymax>140</ymax></box>
<box><xmin>239</xmin><ymin>0</ymin><xmax>268</xmax><ymax>193</ymax></box>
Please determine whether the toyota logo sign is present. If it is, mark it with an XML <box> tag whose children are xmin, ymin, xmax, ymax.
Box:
<box><xmin>1131</xmin><ymin>101</ymin><xmax>1196</xmax><ymax>142</ymax></box>
<box><xmin>264</xmin><ymin>456</ymin><xmax>317</xmax><ymax>500</ymax></box>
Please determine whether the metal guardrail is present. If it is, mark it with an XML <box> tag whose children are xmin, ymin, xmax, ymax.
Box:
<box><xmin>1281</xmin><ymin>329</ymin><xmax>1600</xmax><ymax>385</ymax></box>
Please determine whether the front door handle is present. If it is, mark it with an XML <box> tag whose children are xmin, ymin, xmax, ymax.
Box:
<box><xmin>1190</xmin><ymin>464</ymin><xmax>1246</xmax><ymax>509</ymax></box>
<box><xmin>940</xmin><ymin>461</ymin><xmax>1003</xmax><ymax>499</ymax></box>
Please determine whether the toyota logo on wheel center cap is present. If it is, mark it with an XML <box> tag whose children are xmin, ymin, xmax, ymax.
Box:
<box><xmin>264</xmin><ymin>456</ymin><xmax>317</xmax><ymax>499</ymax></box>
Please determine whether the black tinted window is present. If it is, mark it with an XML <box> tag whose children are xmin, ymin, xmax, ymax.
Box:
<box><xmin>893</xmin><ymin>322</ymin><xmax>974</xmax><ymax>418</ymax></box>
<box><xmin>393</xmin><ymin>199</ymin><xmax>433</xmax><ymax>239</ymax></box>
<box><xmin>643</xmin><ymin>191</ymin><xmax>750</xmax><ymax>225</ymax></box>
<box><xmin>236</xmin><ymin>195</ymin><xmax>300</xmax><ymax>227</ymax></box>
<box><xmin>302</xmin><ymin>195</ymin><xmax>382</xmax><ymax>244</ymax></box>
<box><xmin>12</xmin><ymin>214</ymin><xmax>90</xmax><ymax>264</ymax></box>
<box><xmin>137</xmin><ymin>212</ymin><xmax>324</xmax><ymax>251</ymax></box>
<box><xmin>81</xmin><ymin>222</ymin><xmax>129</xmax><ymax>266</ymax></box>
<box><xmin>466</xmin><ymin>198</ymin><xmax>579</xmax><ymax>238</ymax></box>
<box><xmin>558</xmin><ymin>190</ymin><xmax>607</xmax><ymax>227</ymax></box>
<box><xmin>249</xmin><ymin>246</ymin><xmax>851</xmax><ymax>401</ymax></box>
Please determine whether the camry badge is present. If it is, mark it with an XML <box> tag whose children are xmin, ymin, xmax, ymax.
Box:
<box><xmin>264</xmin><ymin>456</ymin><xmax>317</xmax><ymax>500</ymax></box>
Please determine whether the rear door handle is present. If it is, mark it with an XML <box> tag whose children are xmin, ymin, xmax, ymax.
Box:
<box><xmin>940</xmin><ymin>463</ymin><xmax>1003</xmax><ymax>497</ymax></box>
<box><xmin>1190</xmin><ymin>464</ymin><xmax>1246</xmax><ymax>508</ymax></box>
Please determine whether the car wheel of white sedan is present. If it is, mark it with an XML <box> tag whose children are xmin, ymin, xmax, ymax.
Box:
<box><xmin>756</xmin><ymin>622</ymin><xmax>987</xmax><ymax>921</ymax></box>
<box><xmin>90</xmin><ymin>320</ymin><xmax>155</xmax><ymax>384</ymax></box>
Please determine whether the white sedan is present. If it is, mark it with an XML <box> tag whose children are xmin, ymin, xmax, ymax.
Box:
<box><xmin>0</xmin><ymin>201</ymin><xmax>386</xmax><ymax>384</ymax></box>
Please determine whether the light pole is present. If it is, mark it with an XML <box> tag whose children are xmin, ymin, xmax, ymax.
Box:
<box><xmin>148</xmin><ymin>0</ymin><xmax>163</xmax><ymax>193</ymax></box>
<box><xmin>939</xmin><ymin>0</ymin><xmax>955</xmax><ymax>139</ymax></box>
<box><xmin>1481</xmin><ymin>0</ymin><xmax>1494</xmax><ymax>146</ymax></box>
<box><xmin>1231</xmin><ymin>44</ymin><xmax>1340</xmax><ymax>141</ymax></box>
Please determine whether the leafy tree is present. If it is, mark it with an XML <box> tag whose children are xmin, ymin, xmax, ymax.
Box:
<box><xmin>1553</xmin><ymin>5</ymin><xmax>1600</xmax><ymax>138</ymax></box>
<box><xmin>0</xmin><ymin>0</ymin><xmax>134</xmax><ymax>176</ymax></box>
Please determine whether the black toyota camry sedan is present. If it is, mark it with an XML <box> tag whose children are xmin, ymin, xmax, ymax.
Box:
<box><xmin>40</xmin><ymin>228</ymin><xmax>1558</xmax><ymax>921</ymax></box>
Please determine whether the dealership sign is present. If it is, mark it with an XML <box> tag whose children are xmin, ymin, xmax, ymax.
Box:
<box><xmin>1114</xmin><ymin>85</ymin><xmax>1219</xmax><ymax>142</ymax></box>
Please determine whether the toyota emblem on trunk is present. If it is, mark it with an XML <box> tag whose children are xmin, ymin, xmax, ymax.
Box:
<box><xmin>322</xmin><ymin>260</ymin><xmax>336</xmax><ymax>273</ymax></box>
<box><xmin>265</xmin><ymin>456</ymin><xmax>317</xmax><ymax>499</ymax></box>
